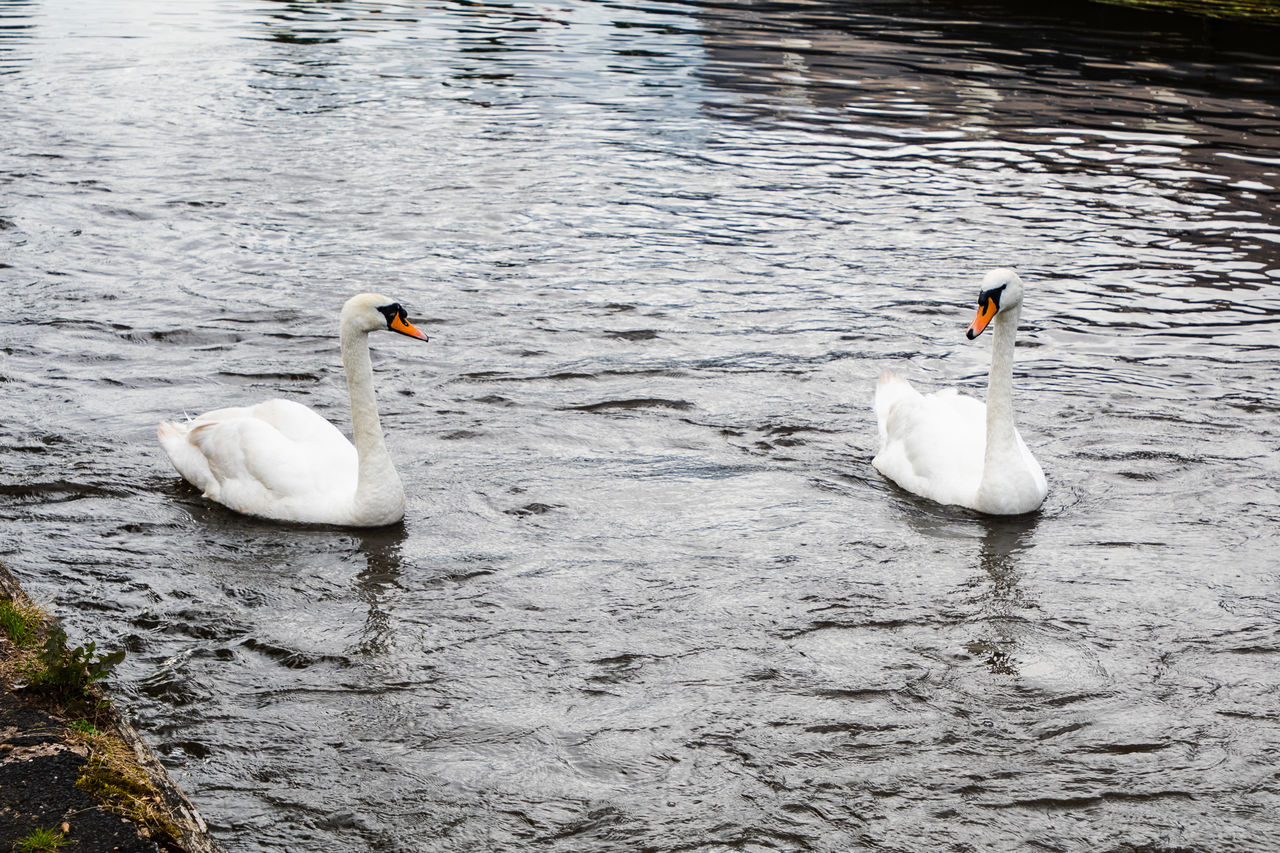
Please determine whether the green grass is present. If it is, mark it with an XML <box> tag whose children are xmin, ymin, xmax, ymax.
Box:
<box><xmin>12</xmin><ymin>826</ymin><xmax>69</xmax><ymax>852</ymax></box>
<box><xmin>68</xmin><ymin>719</ymin><xmax>100</xmax><ymax>736</ymax></box>
<box><xmin>0</xmin><ymin>599</ymin><xmax>38</xmax><ymax>647</ymax></box>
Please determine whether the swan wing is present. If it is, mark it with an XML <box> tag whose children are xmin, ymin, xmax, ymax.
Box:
<box><xmin>245</xmin><ymin>399</ymin><xmax>350</xmax><ymax>448</ymax></box>
<box><xmin>158</xmin><ymin>399</ymin><xmax>357</xmax><ymax>518</ymax></box>
<box><xmin>873</xmin><ymin>371</ymin><xmax>986</xmax><ymax>508</ymax></box>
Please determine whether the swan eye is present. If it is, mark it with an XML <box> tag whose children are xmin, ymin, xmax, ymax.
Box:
<box><xmin>376</xmin><ymin>303</ymin><xmax>404</xmax><ymax>328</ymax></box>
<box><xmin>378</xmin><ymin>303</ymin><xmax>429</xmax><ymax>341</ymax></box>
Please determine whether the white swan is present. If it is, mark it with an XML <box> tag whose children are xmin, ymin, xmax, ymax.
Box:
<box><xmin>873</xmin><ymin>269</ymin><xmax>1047</xmax><ymax>515</ymax></box>
<box><xmin>157</xmin><ymin>293</ymin><xmax>429</xmax><ymax>527</ymax></box>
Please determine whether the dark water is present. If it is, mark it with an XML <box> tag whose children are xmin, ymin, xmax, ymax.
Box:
<box><xmin>3</xmin><ymin>0</ymin><xmax>1280</xmax><ymax>849</ymax></box>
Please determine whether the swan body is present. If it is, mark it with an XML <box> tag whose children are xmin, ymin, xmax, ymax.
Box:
<box><xmin>873</xmin><ymin>269</ymin><xmax>1046</xmax><ymax>515</ymax></box>
<box><xmin>158</xmin><ymin>293</ymin><xmax>429</xmax><ymax>527</ymax></box>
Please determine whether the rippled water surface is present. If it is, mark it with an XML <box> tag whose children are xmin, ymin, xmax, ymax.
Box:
<box><xmin>3</xmin><ymin>0</ymin><xmax>1280</xmax><ymax>849</ymax></box>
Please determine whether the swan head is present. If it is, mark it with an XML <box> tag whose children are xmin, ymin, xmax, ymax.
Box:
<box><xmin>342</xmin><ymin>292</ymin><xmax>429</xmax><ymax>341</ymax></box>
<box><xmin>965</xmin><ymin>268</ymin><xmax>1024</xmax><ymax>340</ymax></box>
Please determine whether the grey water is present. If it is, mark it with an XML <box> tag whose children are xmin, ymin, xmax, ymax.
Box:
<box><xmin>2</xmin><ymin>0</ymin><xmax>1279</xmax><ymax>849</ymax></box>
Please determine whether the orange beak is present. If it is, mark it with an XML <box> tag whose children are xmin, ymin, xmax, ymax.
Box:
<box><xmin>966</xmin><ymin>298</ymin><xmax>997</xmax><ymax>340</ymax></box>
<box><xmin>390</xmin><ymin>314</ymin><xmax>428</xmax><ymax>341</ymax></box>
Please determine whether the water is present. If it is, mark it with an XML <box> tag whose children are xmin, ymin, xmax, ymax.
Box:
<box><xmin>2</xmin><ymin>0</ymin><xmax>1279</xmax><ymax>849</ymax></box>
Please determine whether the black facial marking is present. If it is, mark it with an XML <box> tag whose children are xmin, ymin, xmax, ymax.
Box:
<box><xmin>977</xmin><ymin>283</ymin><xmax>1007</xmax><ymax>312</ymax></box>
<box><xmin>377</xmin><ymin>303</ymin><xmax>403</xmax><ymax>328</ymax></box>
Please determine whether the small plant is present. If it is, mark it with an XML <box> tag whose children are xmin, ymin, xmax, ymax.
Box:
<box><xmin>0</xmin><ymin>599</ymin><xmax>38</xmax><ymax>647</ymax></box>
<box><xmin>69</xmin><ymin>719</ymin><xmax>99</xmax><ymax>736</ymax></box>
<box><xmin>29</xmin><ymin>626</ymin><xmax>125</xmax><ymax>701</ymax></box>
<box><xmin>13</xmin><ymin>826</ymin><xmax>69</xmax><ymax>852</ymax></box>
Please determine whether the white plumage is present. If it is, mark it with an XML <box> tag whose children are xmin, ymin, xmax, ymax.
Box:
<box><xmin>158</xmin><ymin>293</ymin><xmax>429</xmax><ymax>527</ymax></box>
<box><xmin>873</xmin><ymin>269</ymin><xmax>1047</xmax><ymax>516</ymax></box>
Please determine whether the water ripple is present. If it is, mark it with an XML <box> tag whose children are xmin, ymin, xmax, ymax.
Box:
<box><xmin>1</xmin><ymin>0</ymin><xmax>1279</xmax><ymax>851</ymax></box>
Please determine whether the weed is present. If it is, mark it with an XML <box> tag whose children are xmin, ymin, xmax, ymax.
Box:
<box><xmin>28</xmin><ymin>626</ymin><xmax>125</xmax><ymax>702</ymax></box>
<box><xmin>12</xmin><ymin>826</ymin><xmax>68</xmax><ymax>852</ymax></box>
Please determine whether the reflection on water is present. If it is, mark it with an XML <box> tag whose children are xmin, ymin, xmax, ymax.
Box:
<box><xmin>2</xmin><ymin>0</ymin><xmax>1279</xmax><ymax>850</ymax></box>
<box><xmin>974</xmin><ymin>515</ymin><xmax>1036</xmax><ymax>609</ymax></box>
<box><xmin>968</xmin><ymin>516</ymin><xmax>1037</xmax><ymax>675</ymax></box>
<box><xmin>354</xmin><ymin>525</ymin><xmax>406</xmax><ymax>657</ymax></box>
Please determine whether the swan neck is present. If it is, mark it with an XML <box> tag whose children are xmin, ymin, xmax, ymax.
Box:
<box><xmin>341</xmin><ymin>324</ymin><xmax>383</xmax><ymax>452</ymax></box>
<box><xmin>983</xmin><ymin>306</ymin><xmax>1021</xmax><ymax>459</ymax></box>
<box><xmin>340</xmin><ymin>319</ymin><xmax>401</xmax><ymax>515</ymax></box>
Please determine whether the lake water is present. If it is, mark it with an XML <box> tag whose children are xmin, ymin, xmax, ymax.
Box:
<box><xmin>2</xmin><ymin>0</ymin><xmax>1279</xmax><ymax>850</ymax></box>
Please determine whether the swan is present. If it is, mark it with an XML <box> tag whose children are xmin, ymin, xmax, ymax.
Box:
<box><xmin>157</xmin><ymin>293</ymin><xmax>429</xmax><ymax>527</ymax></box>
<box><xmin>872</xmin><ymin>268</ymin><xmax>1047</xmax><ymax>515</ymax></box>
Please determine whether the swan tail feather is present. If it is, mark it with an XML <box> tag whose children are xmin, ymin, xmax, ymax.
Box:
<box><xmin>873</xmin><ymin>370</ymin><xmax>918</xmax><ymax>448</ymax></box>
<box><xmin>157</xmin><ymin>420</ymin><xmax>220</xmax><ymax>498</ymax></box>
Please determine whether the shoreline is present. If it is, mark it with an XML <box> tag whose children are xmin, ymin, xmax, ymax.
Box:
<box><xmin>0</xmin><ymin>561</ymin><xmax>219</xmax><ymax>853</ymax></box>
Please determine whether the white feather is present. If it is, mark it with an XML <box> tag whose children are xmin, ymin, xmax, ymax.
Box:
<box><xmin>873</xmin><ymin>269</ymin><xmax>1047</xmax><ymax>515</ymax></box>
<box><xmin>158</xmin><ymin>293</ymin><xmax>427</xmax><ymax>527</ymax></box>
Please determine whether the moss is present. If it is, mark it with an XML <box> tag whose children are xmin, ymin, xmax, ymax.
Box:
<box><xmin>71</xmin><ymin>728</ymin><xmax>187</xmax><ymax>845</ymax></box>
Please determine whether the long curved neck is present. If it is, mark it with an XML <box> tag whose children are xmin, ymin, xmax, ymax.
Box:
<box><xmin>982</xmin><ymin>305</ymin><xmax>1022</xmax><ymax>471</ymax></box>
<box><xmin>340</xmin><ymin>320</ymin><xmax>400</xmax><ymax>511</ymax></box>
